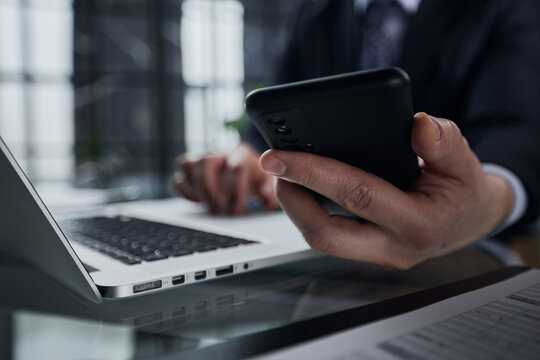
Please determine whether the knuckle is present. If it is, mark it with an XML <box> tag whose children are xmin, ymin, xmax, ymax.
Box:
<box><xmin>389</xmin><ymin>253</ymin><xmax>419</xmax><ymax>270</ymax></box>
<box><xmin>340</xmin><ymin>180</ymin><xmax>373</xmax><ymax>213</ymax></box>
<box><xmin>176</xmin><ymin>182</ymin><xmax>195</xmax><ymax>200</ymax></box>
<box><xmin>447</xmin><ymin>119</ymin><xmax>460</xmax><ymax>133</ymax></box>
<box><xmin>381</xmin><ymin>222</ymin><xmax>438</xmax><ymax>270</ymax></box>
<box><xmin>226</xmin><ymin>156</ymin><xmax>246</xmax><ymax>174</ymax></box>
<box><xmin>226</xmin><ymin>165</ymin><xmax>245</xmax><ymax>184</ymax></box>
<box><xmin>396</xmin><ymin>224</ymin><xmax>445</xmax><ymax>265</ymax></box>
<box><xmin>229</xmin><ymin>162</ymin><xmax>244</xmax><ymax>173</ymax></box>
<box><xmin>411</xmin><ymin>225</ymin><xmax>441</xmax><ymax>251</ymax></box>
<box><xmin>181</xmin><ymin>158</ymin><xmax>194</xmax><ymax>174</ymax></box>
<box><xmin>172</xmin><ymin>176</ymin><xmax>185</xmax><ymax>192</ymax></box>
<box><xmin>303</xmin><ymin>228</ymin><xmax>332</xmax><ymax>254</ymax></box>
<box><xmin>175</xmin><ymin>154</ymin><xmax>189</xmax><ymax>169</ymax></box>
<box><xmin>206</xmin><ymin>153</ymin><xmax>224</xmax><ymax>165</ymax></box>
<box><xmin>201</xmin><ymin>157</ymin><xmax>217</xmax><ymax>174</ymax></box>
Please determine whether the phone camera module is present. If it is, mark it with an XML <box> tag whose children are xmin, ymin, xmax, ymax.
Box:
<box><xmin>274</xmin><ymin>125</ymin><xmax>292</xmax><ymax>135</ymax></box>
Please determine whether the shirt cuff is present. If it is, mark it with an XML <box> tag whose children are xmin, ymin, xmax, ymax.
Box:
<box><xmin>482</xmin><ymin>163</ymin><xmax>528</xmax><ymax>234</ymax></box>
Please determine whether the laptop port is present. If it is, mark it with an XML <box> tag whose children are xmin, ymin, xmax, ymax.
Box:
<box><xmin>216</xmin><ymin>265</ymin><xmax>234</xmax><ymax>277</ymax></box>
<box><xmin>133</xmin><ymin>280</ymin><xmax>162</xmax><ymax>293</ymax></box>
<box><xmin>194</xmin><ymin>271</ymin><xmax>207</xmax><ymax>281</ymax></box>
<box><xmin>172</xmin><ymin>275</ymin><xmax>185</xmax><ymax>285</ymax></box>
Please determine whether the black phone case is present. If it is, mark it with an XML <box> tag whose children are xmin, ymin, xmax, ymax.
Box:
<box><xmin>244</xmin><ymin>67</ymin><xmax>420</xmax><ymax>219</ymax></box>
<box><xmin>245</xmin><ymin>67</ymin><xmax>420</xmax><ymax>215</ymax></box>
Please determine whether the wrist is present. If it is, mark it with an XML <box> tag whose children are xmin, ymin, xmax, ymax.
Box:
<box><xmin>482</xmin><ymin>173</ymin><xmax>513</xmax><ymax>235</ymax></box>
<box><xmin>482</xmin><ymin>163</ymin><xmax>528</xmax><ymax>234</ymax></box>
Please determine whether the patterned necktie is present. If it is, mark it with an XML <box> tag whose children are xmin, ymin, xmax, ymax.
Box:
<box><xmin>360</xmin><ymin>0</ymin><xmax>408</xmax><ymax>69</ymax></box>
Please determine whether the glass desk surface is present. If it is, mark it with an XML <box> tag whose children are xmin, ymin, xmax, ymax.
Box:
<box><xmin>0</xmin><ymin>241</ymin><xmax>507</xmax><ymax>360</ymax></box>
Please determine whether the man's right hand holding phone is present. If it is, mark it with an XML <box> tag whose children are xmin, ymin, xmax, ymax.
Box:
<box><xmin>258</xmin><ymin>112</ymin><xmax>513</xmax><ymax>269</ymax></box>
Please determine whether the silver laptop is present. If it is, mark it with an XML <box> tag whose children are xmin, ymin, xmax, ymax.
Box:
<box><xmin>0</xmin><ymin>136</ymin><xmax>316</xmax><ymax>303</ymax></box>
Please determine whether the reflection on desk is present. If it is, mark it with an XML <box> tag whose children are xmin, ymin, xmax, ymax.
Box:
<box><xmin>0</xmin><ymin>239</ymin><xmax>513</xmax><ymax>360</ymax></box>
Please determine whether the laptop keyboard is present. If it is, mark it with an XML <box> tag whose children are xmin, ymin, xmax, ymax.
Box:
<box><xmin>60</xmin><ymin>216</ymin><xmax>258</xmax><ymax>265</ymax></box>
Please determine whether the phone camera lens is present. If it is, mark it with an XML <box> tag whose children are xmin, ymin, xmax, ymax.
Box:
<box><xmin>274</xmin><ymin>125</ymin><xmax>292</xmax><ymax>135</ymax></box>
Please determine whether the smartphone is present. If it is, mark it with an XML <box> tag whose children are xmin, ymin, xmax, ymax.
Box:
<box><xmin>244</xmin><ymin>67</ymin><xmax>420</xmax><ymax>216</ymax></box>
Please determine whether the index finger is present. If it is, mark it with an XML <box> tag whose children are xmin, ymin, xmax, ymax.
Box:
<box><xmin>260</xmin><ymin>150</ymin><xmax>416</xmax><ymax>228</ymax></box>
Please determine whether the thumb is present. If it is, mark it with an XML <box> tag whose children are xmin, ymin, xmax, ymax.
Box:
<box><xmin>411</xmin><ymin>112</ymin><xmax>478</xmax><ymax>179</ymax></box>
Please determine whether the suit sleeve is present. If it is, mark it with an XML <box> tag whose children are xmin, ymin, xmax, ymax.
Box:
<box><xmin>464</xmin><ymin>0</ymin><xmax>540</xmax><ymax>229</ymax></box>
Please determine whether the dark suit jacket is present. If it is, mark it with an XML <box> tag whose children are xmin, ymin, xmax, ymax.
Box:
<box><xmin>244</xmin><ymin>0</ymin><xmax>540</xmax><ymax>229</ymax></box>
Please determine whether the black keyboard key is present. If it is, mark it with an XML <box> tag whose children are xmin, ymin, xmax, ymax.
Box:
<box><xmin>141</xmin><ymin>252</ymin><xmax>168</xmax><ymax>262</ymax></box>
<box><xmin>196</xmin><ymin>246</ymin><xmax>219</xmax><ymax>253</ymax></box>
<box><xmin>110</xmin><ymin>253</ymin><xmax>141</xmax><ymax>265</ymax></box>
<box><xmin>128</xmin><ymin>247</ymin><xmax>155</xmax><ymax>257</ymax></box>
<box><xmin>218</xmin><ymin>243</ymin><xmax>239</xmax><ymax>249</ymax></box>
<box><xmin>162</xmin><ymin>248</ymin><xmax>194</xmax><ymax>257</ymax></box>
<box><xmin>237</xmin><ymin>239</ymin><xmax>257</xmax><ymax>245</ymax></box>
<box><xmin>122</xmin><ymin>258</ymin><xmax>142</xmax><ymax>265</ymax></box>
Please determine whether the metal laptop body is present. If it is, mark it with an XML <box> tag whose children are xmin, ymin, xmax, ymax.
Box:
<box><xmin>0</xmin><ymin>137</ymin><xmax>315</xmax><ymax>302</ymax></box>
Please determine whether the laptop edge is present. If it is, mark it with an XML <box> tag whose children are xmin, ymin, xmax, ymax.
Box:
<box><xmin>0</xmin><ymin>137</ymin><xmax>102</xmax><ymax>303</ymax></box>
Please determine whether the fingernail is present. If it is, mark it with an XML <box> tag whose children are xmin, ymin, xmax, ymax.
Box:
<box><xmin>261</xmin><ymin>155</ymin><xmax>286</xmax><ymax>176</ymax></box>
<box><xmin>429</xmin><ymin>115</ymin><xmax>442</xmax><ymax>142</ymax></box>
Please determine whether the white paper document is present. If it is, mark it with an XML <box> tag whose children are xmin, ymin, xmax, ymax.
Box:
<box><xmin>255</xmin><ymin>269</ymin><xmax>540</xmax><ymax>360</ymax></box>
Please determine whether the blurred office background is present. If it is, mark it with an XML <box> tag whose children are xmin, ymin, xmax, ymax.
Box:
<box><xmin>0</xmin><ymin>0</ymin><xmax>304</xmax><ymax>201</ymax></box>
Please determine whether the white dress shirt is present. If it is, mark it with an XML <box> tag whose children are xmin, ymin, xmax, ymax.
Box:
<box><xmin>354</xmin><ymin>0</ymin><xmax>527</xmax><ymax>232</ymax></box>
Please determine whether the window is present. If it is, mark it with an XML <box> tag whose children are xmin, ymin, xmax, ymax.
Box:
<box><xmin>181</xmin><ymin>0</ymin><xmax>244</xmax><ymax>154</ymax></box>
<box><xmin>73</xmin><ymin>0</ymin><xmax>184</xmax><ymax>198</ymax></box>
<box><xmin>0</xmin><ymin>0</ymin><xmax>304</xmax><ymax>198</ymax></box>
<box><xmin>0</xmin><ymin>0</ymin><xmax>74</xmax><ymax>183</ymax></box>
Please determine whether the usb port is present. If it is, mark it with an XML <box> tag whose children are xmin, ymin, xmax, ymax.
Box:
<box><xmin>172</xmin><ymin>275</ymin><xmax>185</xmax><ymax>285</ymax></box>
<box><xmin>194</xmin><ymin>271</ymin><xmax>207</xmax><ymax>280</ymax></box>
<box><xmin>216</xmin><ymin>265</ymin><xmax>234</xmax><ymax>277</ymax></box>
<box><xmin>133</xmin><ymin>280</ymin><xmax>162</xmax><ymax>293</ymax></box>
